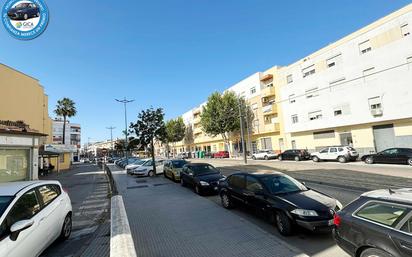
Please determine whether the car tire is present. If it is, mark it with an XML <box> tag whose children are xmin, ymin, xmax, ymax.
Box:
<box><xmin>59</xmin><ymin>213</ymin><xmax>72</xmax><ymax>241</ymax></box>
<box><xmin>407</xmin><ymin>158</ymin><xmax>412</xmax><ymax>166</ymax></box>
<box><xmin>220</xmin><ymin>192</ymin><xmax>234</xmax><ymax>209</ymax></box>
<box><xmin>195</xmin><ymin>185</ymin><xmax>202</xmax><ymax>195</ymax></box>
<box><xmin>338</xmin><ymin>156</ymin><xmax>347</xmax><ymax>163</ymax></box>
<box><xmin>278</xmin><ymin>155</ymin><xmax>282</xmax><ymax>161</ymax></box>
<box><xmin>252</xmin><ymin>156</ymin><xmax>256</xmax><ymax>160</ymax></box>
<box><xmin>360</xmin><ymin>248</ymin><xmax>391</xmax><ymax>257</ymax></box>
<box><xmin>264</xmin><ymin>156</ymin><xmax>269</xmax><ymax>160</ymax></box>
<box><xmin>275</xmin><ymin>212</ymin><xmax>293</xmax><ymax>236</ymax></box>
<box><xmin>180</xmin><ymin>178</ymin><xmax>186</xmax><ymax>187</ymax></box>
<box><xmin>24</xmin><ymin>14</ymin><xmax>28</xmax><ymax>20</ymax></box>
<box><xmin>312</xmin><ymin>156</ymin><xmax>320</xmax><ymax>162</ymax></box>
<box><xmin>148</xmin><ymin>170</ymin><xmax>154</xmax><ymax>177</ymax></box>
<box><xmin>365</xmin><ymin>157</ymin><xmax>374</xmax><ymax>164</ymax></box>
<box><xmin>294</xmin><ymin>156</ymin><xmax>300</xmax><ymax>161</ymax></box>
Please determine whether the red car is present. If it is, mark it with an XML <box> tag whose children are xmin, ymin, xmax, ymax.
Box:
<box><xmin>213</xmin><ymin>151</ymin><xmax>229</xmax><ymax>158</ymax></box>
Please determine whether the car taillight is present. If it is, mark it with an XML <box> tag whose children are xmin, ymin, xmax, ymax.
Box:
<box><xmin>333</xmin><ymin>213</ymin><xmax>341</xmax><ymax>227</ymax></box>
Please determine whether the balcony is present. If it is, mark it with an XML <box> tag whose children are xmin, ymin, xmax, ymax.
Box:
<box><xmin>193</xmin><ymin>108</ymin><xmax>201</xmax><ymax>115</ymax></box>
<box><xmin>194</xmin><ymin>127</ymin><xmax>202</xmax><ymax>135</ymax></box>
<box><xmin>262</xmin><ymin>104</ymin><xmax>277</xmax><ymax>115</ymax></box>
<box><xmin>260</xmin><ymin>74</ymin><xmax>273</xmax><ymax>82</ymax></box>
<box><xmin>193</xmin><ymin>116</ymin><xmax>201</xmax><ymax>124</ymax></box>
<box><xmin>261</xmin><ymin>87</ymin><xmax>276</xmax><ymax>98</ymax></box>
<box><xmin>263</xmin><ymin>123</ymin><xmax>280</xmax><ymax>133</ymax></box>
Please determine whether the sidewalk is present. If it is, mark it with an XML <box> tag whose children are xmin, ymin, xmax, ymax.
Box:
<box><xmin>40</xmin><ymin>163</ymin><xmax>110</xmax><ymax>257</ymax></box>
<box><xmin>110</xmin><ymin>164</ymin><xmax>308</xmax><ymax>257</ymax></box>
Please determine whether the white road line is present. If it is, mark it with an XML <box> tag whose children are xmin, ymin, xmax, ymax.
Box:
<box><xmin>82</xmin><ymin>199</ymin><xmax>107</xmax><ymax>204</ymax></box>
<box><xmin>69</xmin><ymin>226</ymin><xmax>98</xmax><ymax>240</ymax></box>
<box><xmin>79</xmin><ymin>203</ymin><xmax>109</xmax><ymax>210</ymax></box>
<box><xmin>74</xmin><ymin>210</ymin><xmax>105</xmax><ymax>217</ymax></box>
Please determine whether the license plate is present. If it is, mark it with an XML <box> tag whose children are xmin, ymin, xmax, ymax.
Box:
<box><xmin>328</xmin><ymin>219</ymin><xmax>334</xmax><ymax>226</ymax></box>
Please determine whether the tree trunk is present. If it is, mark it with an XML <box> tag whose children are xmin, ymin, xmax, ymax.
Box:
<box><xmin>62</xmin><ymin>116</ymin><xmax>67</xmax><ymax>145</ymax></box>
<box><xmin>151</xmin><ymin>138</ymin><xmax>156</xmax><ymax>175</ymax></box>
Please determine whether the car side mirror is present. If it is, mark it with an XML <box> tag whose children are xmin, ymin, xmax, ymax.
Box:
<box><xmin>10</xmin><ymin>219</ymin><xmax>34</xmax><ymax>241</ymax></box>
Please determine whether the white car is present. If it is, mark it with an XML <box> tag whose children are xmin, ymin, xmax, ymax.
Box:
<box><xmin>0</xmin><ymin>181</ymin><xmax>72</xmax><ymax>257</ymax></box>
<box><xmin>131</xmin><ymin>159</ymin><xmax>164</xmax><ymax>177</ymax></box>
<box><xmin>125</xmin><ymin>159</ymin><xmax>147</xmax><ymax>174</ymax></box>
<box><xmin>252</xmin><ymin>150</ymin><xmax>278</xmax><ymax>160</ymax></box>
<box><xmin>311</xmin><ymin>146</ymin><xmax>359</xmax><ymax>163</ymax></box>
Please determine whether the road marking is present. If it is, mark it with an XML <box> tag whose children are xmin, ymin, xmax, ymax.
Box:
<box><xmin>79</xmin><ymin>202</ymin><xmax>108</xmax><ymax>210</ymax></box>
<box><xmin>74</xmin><ymin>210</ymin><xmax>105</xmax><ymax>217</ymax></box>
<box><xmin>69</xmin><ymin>226</ymin><xmax>98</xmax><ymax>240</ymax></box>
<box><xmin>82</xmin><ymin>199</ymin><xmax>107</xmax><ymax>204</ymax></box>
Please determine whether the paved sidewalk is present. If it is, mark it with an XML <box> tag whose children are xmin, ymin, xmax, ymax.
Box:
<box><xmin>40</xmin><ymin>163</ymin><xmax>110</xmax><ymax>257</ymax></box>
<box><xmin>111</xmin><ymin>165</ymin><xmax>308</xmax><ymax>257</ymax></box>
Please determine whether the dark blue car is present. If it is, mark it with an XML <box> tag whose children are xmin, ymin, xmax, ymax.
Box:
<box><xmin>7</xmin><ymin>2</ymin><xmax>40</xmax><ymax>20</ymax></box>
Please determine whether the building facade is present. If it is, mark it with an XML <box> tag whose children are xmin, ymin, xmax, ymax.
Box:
<box><xmin>52</xmin><ymin>119</ymin><xmax>81</xmax><ymax>161</ymax></box>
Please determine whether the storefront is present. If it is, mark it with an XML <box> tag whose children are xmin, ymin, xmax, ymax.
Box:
<box><xmin>43</xmin><ymin>144</ymin><xmax>77</xmax><ymax>171</ymax></box>
<box><xmin>0</xmin><ymin>129</ymin><xmax>45</xmax><ymax>183</ymax></box>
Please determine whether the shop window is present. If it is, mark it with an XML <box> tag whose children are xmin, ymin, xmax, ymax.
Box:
<box><xmin>0</xmin><ymin>149</ymin><xmax>30</xmax><ymax>183</ymax></box>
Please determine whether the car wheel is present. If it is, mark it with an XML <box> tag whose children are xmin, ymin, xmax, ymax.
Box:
<box><xmin>407</xmin><ymin>158</ymin><xmax>412</xmax><ymax>166</ymax></box>
<box><xmin>24</xmin><ymin>14</ymin><xmax>28</xmax><ymax>20</ymax></box>
<box><xmin>365</xmin><ymin>157</ymin><xmax>374</xmax><ymax>164</ymax></box>
<box><xmin>278</xmin><ymin>155</ymin><xmax>282</xmax><ymax>161</ymax></box>
<box><xmin>264</xmin><ymin>155</ymin><xmax>269</xmax><ymax>160</ymax></box>
<box><xmin>360</xmin><ymin>248</ymin><xmax>392</xmax><ymax>257</ymax></box>
<box><xmin>148</xmin><ymin>170</ymin><xmax>154</xmax><ymax>177</ymax></box>
<box><xmin>195</xmin><ymin>185</ymin><xmax>202</xmax><ymax>195</ymax></box>
<box><xmin>60</xmin><ymin>213</ymin><xmax>72</xmax><ymax>241</ymax></box>
<box><xmin>294</xmin><ymin>156</ymin><xmax>300</xmax><ymax>161</ymax></box>
<box><xmin>252</xmin><ymin>156</ymin><xmax>256</xmax><ymax>160</ymax></box>
<box><xmin>180</xmin><ymin>178</ymin><xmax>186</xmax><ymax>187</ymax></box>
<box><xmin>338</xmin><ymin>156</ymin><xmax>347</xmax><ymax>163</ymax></box>
<box><xmin>312</xmin><ymin>156</ymin><xmax>320</xmax><ymax>162</ymax></box>
<box><xmin>220</xmin><ymin>192</ymin><xmax>234</xmax><ymax>209</ymax></box>
<box><xmin>275</xmin><ymin>212</ymin><xmax>293</xmax><ymax>236</ymax></box>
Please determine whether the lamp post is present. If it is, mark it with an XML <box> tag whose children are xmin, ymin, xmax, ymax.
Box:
<box><xmin>115</xmin><ymin>97</ymin><xmax>134</xmax><ymax>165</ymax></box>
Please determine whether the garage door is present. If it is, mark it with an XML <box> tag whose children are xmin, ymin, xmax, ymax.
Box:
<box><xmin>373</xmin><ymin>124</ymin><xmax>395</xmax><ymax>152</ymax></box>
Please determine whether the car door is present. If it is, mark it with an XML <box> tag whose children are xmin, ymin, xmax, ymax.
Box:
<box><xmin>0</xmin><ymin>189</ymin><xmax>47</xmax><ymax>257</ymax></box>
<box><xmin>318</xmin><ymin>148</ymin><xmax>329</xmax><ymax>160</ymax></box>
<box><xmin>244</xmin><ymin>175</ymin><xmax>267</xmax><ymax>214</ymax></box>
<box><xmin>37</xmin><ymin>184</ymin><xmax>63</xmax><ymax>243</ymax></box>
<box><xmin>156</xmin><ymin>160</ymin><xmax>164</xmax><ymax>174</ymax></box>
<box><xmin>390</xmin><ymin>211</ymin><xmax>412</xmax><ymax>257</ymax></box>
<box><xmin>185</xmin><ymin>167</ymin><xmax>196</xmax><ymax>186</ymax></box>
<box><xmin>377</xmin><ymin>149</ymin><xmax>397</xmax><ymax>164</ymax></box>
<box><xmin>328</xmin><ymin>147</ymin><xmax>338</xmax><ymax>160</ymax></box>
<box><xmin>227</xmin><ymin>174</ymin><xmax>246</xmax><ymax>204</ymax></box>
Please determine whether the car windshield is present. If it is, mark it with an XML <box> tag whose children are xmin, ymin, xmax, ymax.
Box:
<box><xmin>132</xmin><ymin>159</ymin><xmax>144</xmax><ymax>165</ymax></box>
<box><xmin>171</xmin><ymin>160</ymin><xmax>187</xmax><ymax>168</ymax></box>
<box><xmin>191</xmin><ymin>165</ymin><xmax>219</xmax><ymax>176</ymax></box>
<box><xmin>15</xmin><ymin>3</ymin><xmax>30</xmax><ymax>8</ymax></box>
<box><xmin>0</xmin><ymin>196</ymin><xmax>13</xmax><ymax>216</ymax></box>
<box><xmin>261</xmin><ymin>175</ymin><xmax>307</xmax><ymax>195</ymax></box>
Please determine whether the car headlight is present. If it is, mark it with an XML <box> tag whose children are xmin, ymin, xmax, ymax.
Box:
<box><xmin>336</xmin><ymin>200</ymin><xmax>343</xmax><ymax>210</ymax></box>
<box><xmin>291</xmin><ymin>209</ymin><xmax>318</xmax><ymax>216</ymax></box>
<box><xmin>199</xmin><ymin>181</ymin><xmax>209</xmax><ymax>186</ymax></box>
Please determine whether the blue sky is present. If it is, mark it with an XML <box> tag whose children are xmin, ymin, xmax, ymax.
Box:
<box><xmin>1</xmin><ymin>0</ymin><xmax>411</xmax><ymax>144</ymax></box>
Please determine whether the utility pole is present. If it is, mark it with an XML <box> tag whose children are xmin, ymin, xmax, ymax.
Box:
<box><xmin>238</xmin><ymin>98</ymin><xmax>247</xmax><ymax>164</ymax></box>
<box><xmin>106</xmin><ymin>126</ymin><xmax>116</xmax><ymax>155</ymax></box>
<box><xmin>115</xmin><ymin>98</ymin><xmax>134</xmax><ymax>165</ymax></box>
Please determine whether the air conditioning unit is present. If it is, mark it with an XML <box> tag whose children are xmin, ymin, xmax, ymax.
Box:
<box><xmin>371</xmin><ymin>108</ymin><xmax>383</xmax><ymax>116</ymax></box>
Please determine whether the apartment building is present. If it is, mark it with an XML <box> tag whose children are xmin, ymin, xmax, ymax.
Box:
<box><xmin>278</xmin><ymin>4</ymin><xmax>412</xmax><ymax>156</ymax></box>
<box><xmin>52</xmin><ymin>119</ymin><xmax>81</xmax><ymax>161</ymax></box>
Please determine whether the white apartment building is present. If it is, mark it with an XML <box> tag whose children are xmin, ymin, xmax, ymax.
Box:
<box><xmin>52</xmin><ymin>119</ymin><xmax>81</xmax><ymax>160</ymax></box>
<box><xmin>279</xmin><ymin>5</ymin><xmax>412</xmax><ymax>155</ymax></box>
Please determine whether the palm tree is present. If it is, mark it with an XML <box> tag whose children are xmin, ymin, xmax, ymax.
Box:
<box><xmin>54</xmin><ymin>98</ymin><xmax>77</xmax><ymax>145</ymax></box>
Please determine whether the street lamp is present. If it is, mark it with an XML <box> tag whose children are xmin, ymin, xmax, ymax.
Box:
<box><xmin>115</xmin><ymin>97</ymin><xmax>134</xmax><ymax>165</ymax></box>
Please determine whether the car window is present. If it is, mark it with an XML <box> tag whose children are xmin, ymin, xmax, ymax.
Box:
<box><xmin>320</xmin><ymin>148</ymin><xmax>328</xmax><ymax>153</ymax></box>
<box><xmin>338</xmin><ymin>147</ymin><xmax>344</xmax><ymax>152</ymax></box>
<box><xmin>38</xmin><ymin>185</ymin><xmax>60</xmax><ymax>206</ymax></box>
<box><xmin>0</xmin><ymin>190</ymin><xmax>41</xmax><ymax>240</ymax></box>
<box><xmin>382</xmin><ymin>149</ymin><xmax>398</xmax><ymax>155</ymax></box>
<box><xmin>356</xmin><ymin>202</ymin><xmax>407</xmax><ymax>227</ymax></box>
<box><xmin>400</xmin><ymin>216</ymin><xmax>412</xmax><ymax>234</ymax></box>
<box><xmin>228</xmin><ymin>174</ymin><xmax>245</xmax><ymax>189</ymax></box>
<box><xmin>171</xmin><ymin>160</ymin><xmax>187</xmax><ymax>168</ymax></box>
<box><xmin>246</xmin><ymin>176</ymin><xmax>263</xmax><ymax>193</ymax></box>
<box><xmin>261</xmin><ymin>175</ymin><xmax>307</xmax><ymax>195</ymax></box>
<box><xmin>330</xmin><ymin>148</ymin><xmax>337</xmax><ymax>153</ymax></box>
<box><xmin>191</xmin><ymin>165</ymin><xmax>219</xmax><ymax>176</ymax></box>
<box><xmin>0</xmin><ymin>196</ymin><xmax>13</xmax><ymax>217</ymax></box>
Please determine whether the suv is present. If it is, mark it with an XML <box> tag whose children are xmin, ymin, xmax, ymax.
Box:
<box><xmin>333</xmin><ymin>188</ymin><xmax>412</xmax><ymax>257</ymax></box>
<box><xmin>311</xmin><ymin>146</ymin><xmax>358</xmax><ymax>163</ymax></box>
<box><xmin>252</xmin><ymin>150</ymin><xmax>277</xmax><ymax>160</ymax></box>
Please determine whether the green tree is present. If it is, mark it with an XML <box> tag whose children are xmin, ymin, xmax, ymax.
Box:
<box><xmin>183</xmin><ymin>123</ymin><xmax>194</xmax><ymax>152</ymax></box>
<box><xmin>130</xmin><ymin>108</ymin><xmax>166</xmax><ymax>175</ymax></box>
<box><xmin>54</xmin><ymin>98</ymin><xmax>77</xmax><ymax>145</ymax></box>
<box><xmin>165</xmin><ymin>117</ymin><xmax>186</xmax><ymax>157</ymax></box>
<box><xmin>200</xmin><ymin>91</ymin><xmax>253</xmax><ymax>155</ymax></box>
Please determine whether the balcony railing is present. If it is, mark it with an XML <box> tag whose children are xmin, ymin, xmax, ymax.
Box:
<box><xmin>262</xmin><ymin>104</ymin><xmax>277</xmax><ymax>115</ymax></box>
<box><xmin>261</xmin><ymin>87</ymin><xmax>276</xmax><ymax>98</ymax></box>
<box><xmin>193</xmin><ymin>116</ymin><xmax>201</xmax><ymax>124</ymax></box>
<box><xmin>263</xmin><ymin>122</ymin><xmax>280</xmax><ymax>133</ymax></box>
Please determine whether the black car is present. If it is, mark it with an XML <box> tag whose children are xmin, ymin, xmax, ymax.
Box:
<box><xmin>219</xmin><ymin>171</ymin><xmax>342</xmax><ymax>236</ymax></box>
<box><xmin>180</xmin><ymin>163</ymin><xmax>225</xmax><ymax>195</ymax></box>
<box><xmin>7</xmin><ymin>2</ymin><xmax>40</xmax><ymax>20</ymax></box>
<box><xmin>362</xmin><ymin>148</ymin><xmax>412</xmax><ymax>166</ymax></box>
<box><xmin>333</xmin><ymin>188</ymin><xmax>412</xmax><ymax>257</ymax></box>
<box><xmin>278</xmin><ymin>149</ymin><xmax>311</xmax><ymax>161</ymax></box>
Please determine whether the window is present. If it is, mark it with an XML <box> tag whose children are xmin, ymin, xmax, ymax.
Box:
<box><xmin>401</xmin><ymin>23</ymin><xmax>410</xmax><ymax>37</ymax></box>
<box><xmin>228</xmin><ymin>174</ymin><xmax>245</xmax><ymax>189</ymax></box>
<box><xmin>286</xmin><ymin>74</ymin><xmax>293</xmax><ymax>84</ymax></box>
<box><xmin>246</xmin><ymin>176</ymin><xmax>263</xmax><ymax>193</ymax></box>
<box><xmin>368</xmin><ymin>96</ymin><xmax>382</xmax><ymax>110</ymax></box>
<box><xmin>333</xmin><ymin>104</ymin><xmax>350</xmax><ymax>116</ymax></box>
<box><xmin>0</xmin><ymin>149</ymin><xmax>30</xmax><ymax>183</ymax></box>
<box><xmin>305</xmin><ymin>88</ymin><xmax>319</xmax><ymax>98</ymax></box>
<box><xmin>250</xmin><ymin>87</ymin><xmax>256</xmax><ymax>94</ymax></box>
<box><xmin>289</xmin><ymin>94</ymin><xmax>296</xmax><ymax>104</ymax></box>
<box><xmin>356</xmin><ymin>202</ymin><xmax>407</xmax><ymax>227</ymax></box>
<box><xmin>251</xmin><ymin>103</ymin><xmax>258</xmax><ymax>110</ymax></box>
<box><xmin>291</xmin><ymin>115</ymin><xmax>298</xmax><ymax>124</ymax></box>
<box><xmin>330</xmin><ymin>148</ymin><xmax>337</xmax><ymax>153</ymax></box>
<box><xmin>309</xmin><ymin>111</ymin><xmax>322</xmax><ymax>121</ymax></box>
<box><xmin>38</xmin><ymin>185</ymin><xmax>60</xmax><ymax>206</ymax></box>
<box><xmin>381</xmin><ymin>148</ymin><xmax>398</xmax><ymax>155</ymax></box>
<box><xmin>334</xmin><ymin>109</ymin><xmax>342</xmax><ymax>116</ymax></box>
<box><xmin>326</xmin><ymin>54</ymin><xmax>342</xmax><ymax>68</ymax></box>
<box><xmin>313</xmin><ymin>130</ymin><xmax>335</xmax><ymax>139</ymax></box>
<box><xmin>302</xmin><ymin>65</ymin><xmax>316</xmax><ymax>78</ymax></box>
<box><xmin>400</xmin><ymin>216</ymin><xmax>412</xmax><ymax>234</ymax></box>
<box><xmin>320</xmin><ymin>148</ymin><xmax>329</xmax><ymax>153</ymax></box>
<box><xmin>359</xmin><ymin>40</ymin><xmax>372</xmax><ymax>54</ymax></box>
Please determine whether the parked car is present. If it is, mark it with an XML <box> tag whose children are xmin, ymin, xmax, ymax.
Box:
<box><xmin>278</xmin><ymin>149</ymin><xmax>311</xmax><ymax>161</ymax></box>
<box><xmin>311</xmin><ymin>146</ymin><xmax>359</xmax><ymax>163</ymax></box>
<box><xmin>119</xmin><ymin>157</ymin><xmax>139</xmax><ymax>168</ymax></box>
<box><xmin>219</xmin><ymin>171</ymin><xmax>343</xmax><ymax>236</ymax></box>
<box><xmin>126</xmin><ymin>159</ymin><xmax>146</xmax><ymax>174</ymax></box>
<box><xmin>130</xmin><ymin>159</ymin><xmax>164</xmax><ymax>177</ymax></box>
<box><xmin>7</xmin><ymin>2</ymin><xmax>40</xmax><ymax>21</ymax></box>
<box><xmin>163</xmin><ymin>159</ymin><xmax>188</xmax><ymax>181</ymax></box>
<box><xmin>114</xmin><ymin>157</ymin><xmax>125</xmax><ymax>165</ymax></box>
<box><xmin>0</xmin><ymin>181</ymin><xmax>72</xmax><ymax>257</ymax></box>
<box><xmin>176</xmin><ymin>152</ymin><xmax>189</xmax><ymax>159</ymax></box>
<box><xmin>180</xmin><ymin>163</ymin><xmax>225</xmax><ymax>195</ymax></box>
<box><xmin>361</xmin><ymin>148</ymin><xmax>412</xmax><ymax>166</ymax></box>
<box><xmin>213</xmin><ymin>151</ymin><xmax>229</xmax><ymax>158</ymax></box>
<box><xmin>252</xmin><ymin>150</ymin><xmax>277</xmax><ymax>160</ymax></box>
<box><xmin>333</xmin><ymin>188</ymin><xmax>412</xmax><ymax>257</ymax></box>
